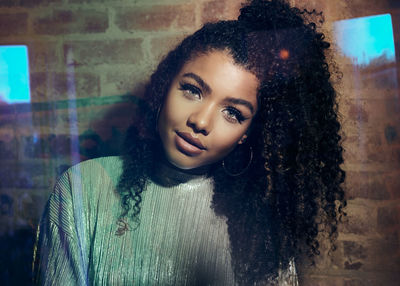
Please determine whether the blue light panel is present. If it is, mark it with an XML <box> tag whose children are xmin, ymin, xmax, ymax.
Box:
<box><xmin>0</xmin><ymin>45</ymin><xmax>31</xmax><ymax>104</ymax></box>
<box><xmin>334</xmin><ymin>14</ymin><xmax>395</xmax><ymax>66</ymax></box>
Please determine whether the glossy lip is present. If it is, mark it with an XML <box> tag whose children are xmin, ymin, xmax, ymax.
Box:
<box><xmin>175</xmin><ymin>131</ymin><xmax>206</xmax><ymax>156</ymax></box>
<box><xmin>177</xmin><ymin>131</ymin><xmax>206</xmax><ymax>150</ymax></box>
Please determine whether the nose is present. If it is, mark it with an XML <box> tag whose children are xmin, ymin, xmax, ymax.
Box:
<box><xmin>187</xmin><ymin>103</ymin><xmax>214</xmax><ymax>135</ymax></box>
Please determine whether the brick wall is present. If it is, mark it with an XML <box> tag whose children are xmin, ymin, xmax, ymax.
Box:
<box><xmin>0</xmin><ymin>0</ymin><xmax>399</xmax><ymax>285</ymax></box>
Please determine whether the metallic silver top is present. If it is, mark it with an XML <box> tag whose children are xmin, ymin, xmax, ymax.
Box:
<box><xmin>34</xmin><ymin>156</ymin><xmax>298</xmax><ymax>285</ymax></box>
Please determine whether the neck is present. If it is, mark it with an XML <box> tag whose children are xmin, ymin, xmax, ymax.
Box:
<box><xmin>151</xmin><ymin>153</ymin><xmax>210</xmax><ymax>187</ymax></box>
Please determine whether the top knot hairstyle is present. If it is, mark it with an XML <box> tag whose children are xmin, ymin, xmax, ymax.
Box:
<box><xmin>117</xmin><ymin>0</ymin><xmax>346</xmax><ymax>284</ymax></box>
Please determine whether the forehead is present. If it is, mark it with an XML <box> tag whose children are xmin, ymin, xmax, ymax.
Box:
<box><xmin>178</xmin><ymin>51</ymin><xmax>259</xmax><ymax>103</ymax></box>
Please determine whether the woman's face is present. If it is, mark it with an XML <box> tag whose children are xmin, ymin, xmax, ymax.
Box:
<box><xmin>158</xmin><ymin>50</ymin><xmax>259</xmax><ymax>170</ymax></box>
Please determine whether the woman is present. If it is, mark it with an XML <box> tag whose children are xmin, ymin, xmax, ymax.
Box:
<box><xmin>34</xmin><ymin>0</ymin><xmax>346</xmax><ymax>285</ymax></box>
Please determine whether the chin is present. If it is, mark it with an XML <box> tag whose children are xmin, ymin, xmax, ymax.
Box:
<box><xmin>169</xmin><ymin>158</ymin><xmax>201</xmax><ymax>170</ymax></box>
<box><xmin>165</xmin><ymin>152</ymin><xmax>208</xmax><ymax>171</ymax></box>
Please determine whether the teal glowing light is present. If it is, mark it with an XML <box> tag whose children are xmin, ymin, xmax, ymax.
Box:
<box><xmin>0</xmin><ymin>45</ymin><xmax>31</xmax><ymax>103</ymax></box>
<box><xmin>334</xmin><ymin>14</ymin><xmax>395</xmax><ymax>66</ymax></box>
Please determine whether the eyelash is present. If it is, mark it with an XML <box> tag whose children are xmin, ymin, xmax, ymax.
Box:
<box><xmin>178</xmin><ymin>82</ymin><xmax>201</xmax><ymax>100</ymax></box>
<box><xmin>223</xmin><ymin>107</ymin><xmax>246</xmax><ymax>124</ymax></box>
<box><xmin>178</xmin><ymin>82</ymin><xmax>247</xmax><ymax>124</ymax></box>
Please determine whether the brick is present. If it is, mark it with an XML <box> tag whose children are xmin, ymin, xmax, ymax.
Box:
<box><xmin>0</xmin><ymin>0</ymin><xmax>62</xmax><ymax>7</ymax></box>
<box><xmin>3</xmin><ymin>187</ymin><xmax>52</xmax><ymax>227</ymax></box>
<box><xmin>0</xmin><ymin>136</ymin><xmax>18</xmax><ymax>160</ymax></box>
<box><xmin>69</xmin><ymin>0</ymin><xmax>191</xmax><ymax>3</ymax></box>
<box><xmin>115</xmin><ymin>4</ymin><xmax>196</xmax><ymax>31</ymax></box>
<box><xmin>103</xmin><ymin>68</ymin><xmax>148</xmax><ymax>96</ymax></box>
<box><xmin>15</xmin><ymin>191</ymin><xmax>43</xmax><ymax>222</ymax></box>
<box><xmin>342</xmin><ymin>0</ymin><xmax>390</xmax><ymax>19</ymax></box>
<box><xmin>365</xmin><ymin>98</ymin><xmax>398</xmax><ymax>121</ymax></box>
<box><xmin>15</xmin><ymin>111</ymin><xmax>35</xmax><ymax>133</ymax></box>
<box><xmin>363</xmin><ymin>98</ymin><xmax>400</xmax><ymax>123</ymax></box>
<box><xmin>150</xmin><ymin>34</ymin><xmax>188</xmax><ymax>62</ymax></box>
<box><xmin>347</xmin><ymin>102</ymin><xmax>368</xmax><ymax>123</ymax></box>
<box><xmin>0</xmin><ymin>193</ymin><xmax>14</xmax><ymax>217</ymax></box>
<box><xmin>342</xmin><ymin>98</ymin><xmax>400</xmax><ymax>133</ymax></box>
<box><xmin>0</xmin><ymin>160</ymin><xmax>49</xmax><ymax>188</ymax></box>
<box><xmin>300</xmin><ymin>276</ymin><xmax>345</xmax><ymax>286</ymax></box>
<box><xmin>343</xmin><ymin>279</ymin><xmax>368</xmax><ymax>286</ymax></box>
<box><xmin>20</xmin><ymin>133</ymin><xmax>80</xmax><ymax>159</ymax></box>
<box><xmin>385</xmin><ymin>98</ymin><xmax>400</xmax><ymax>118</ymax></box>
<box><xmin>0</xmin><ymin>107</ymin><xmax>16</xmax><ymax>124</ymax></box>
<box><xmin>343</xmin><ymin>278</ymin><xmax>391</xmax><ymax>286</ymax></box>
<box><xmin>343</xmin><ymin>135</ymin><xmax>384</xmax><ymax>164</ymax></box>
<box><xmin>346</xmin><ymin>97</ymin><xmax>399</xmax><ymax>126</ymax></box>
<box><xmin>345</xmin><ymin>171</ymin><xmax>391</xmax><ymax>200</ymax></box>
<box><xmin>28</xmin><ymin>41</ymin><xmax>59</xmax><ymax>72</ymax></box>
<box><xmin>88</xmin><ymin>102</ymin><xmax>138</xmax><ymax>133</ymax></box>
<box><xmin>294</xmin><ymin>0</ymin><xmax>330</xmax><ymax>16</ymax></box>
<box><xmin>63</xmin><ymin>38</ymin><xmax>143</xmax><ymax>66</ymax></box>
<box><xmin>346</xmin><ymin>66</ymin><xmax>398</xmax><ymax>92</ymax></box>
<box><xmin>53</xmin><ymin>109</ymin><xmax>86</xmax><ymax>134</ymax></box>
<box><xmin>202</xmin><ymin>0</ymin><xmax>229</xmax><ymax>23</ymax></box>
<box><xmin>53</xmin><ymin>100</ymin><xmax>135</xmax><ymax>138</ymax></box>
<box><xmin>32</xmin><ymin>110</ymin><xmax>58</xmax><ymax>129</ymax></box>
<box><xmin>21</xmin><ymin>134</ymin><xmax>50</xmax><ymax>159</ymax></box>
<box><xmin>385</xmin><ymin>171</ymin><xmax>400</xmax><ymax>199</ymax></box>
<box><xmin>0</xmin><ymin>13</ymin><xmax>28</xmax><ymax>36</ymax></box>
<box><xmin>321</xmin><ymin>0</ymin><xmax>388</xmax><ymax>21</ymax></box>
<box><xmin>45</xmin><ymin>106</ymin><xmax>128</xmax><ymax>159</ymax></box>
<box><xmin>78</xmin><ymin>127</ymin><xmax>124</xmax><ymax>160</ymax></box>
<box><xmin>341</xmin><ymin>240</ymin><xmax>367</xmax><ymax>271</ymax></box>
<box><xmin>53</xmin><ymin>105</ymin><xmax>107</xmax><ymax>134</ymax></box>
<box><xmin>49</xmin><ymin>134</ymin><xmax>79</xmax><ymax>157</ymax></box>
<box><xmin>377</xmin><ymin>205</ymin><xmax>400</xmax><ymax>230</ymax></box>
<box><xmin>30</xmin><ymin>72</ymin><xmax>100</xmax><ymax>101</ymax></box>
<box><xmin>384</xmin><ymin>124</ymin><xmax>399</xmax><ymax>143</ymax></box>
<box><xmin>359</xmin><ymin>237</ymin><xmax>400</xmax><ymax>273</ymax></box>
<box><xmin>344</xmin><ymin>133</ymin><xmax>400</xmax><ymax>170</ymax></box>
<box><xmin>343</xmin><ymin>241</ymin><xmax>367</xmax><ymax>260</ymax></box>
<box><xmin>339</xmin><ymin>203</ymin><xmax>377</xmax><ymax>235</ymax></box>
<box><xmin>33</xmin><ymin>9</ymin><xmax>108</xmax><ymax>35</ymax></box>
<box><xmin>55</xmin><ymin>110</ymin><xmax>80</xmax><ymax>133</ymax></box>
<box><xmin>338</xmin><ymin>64</ymin><xmax>398</xmax><ymax>98</ymax></box>
<box><xmin>0</xmin><ymin>123</ymin><xmax>15</xmax><ymax>143</ymax></box>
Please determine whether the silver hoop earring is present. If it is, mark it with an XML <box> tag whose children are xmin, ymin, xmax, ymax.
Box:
<box><xmin>222</xmin><ymin>146</ymin><xmax>253</xmax><ymax>177</ymax></box>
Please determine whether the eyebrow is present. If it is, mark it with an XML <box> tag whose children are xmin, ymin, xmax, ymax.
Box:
<box><xmin>182</xmin><ymin>72</ymin><xmax>255</xmax><ymax>114</ymax></box>
<box><xmin>182</xmin><ymin>72</ymin><xmax>212</xmax><ymax>94</ymax></box>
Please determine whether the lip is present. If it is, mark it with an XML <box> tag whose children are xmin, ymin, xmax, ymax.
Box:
<box><xmin>175</xmin><ymin>131</ymin><xmax>206</xmax><ymax>156</ymax></box>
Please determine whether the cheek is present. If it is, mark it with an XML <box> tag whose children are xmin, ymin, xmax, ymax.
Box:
<box><xmin>162</xmin><ymin>94</ymin><xmax>191</xmax><ymax>127</ymax></box>
<box><xmin>211</xmin><ymin>124</ymin><xmax>247</xmax><ymax>154</ymax></box>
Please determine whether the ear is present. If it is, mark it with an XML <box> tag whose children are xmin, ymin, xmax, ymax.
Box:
<box><xmin>238</xmin><ymin>134</ymin><xmax>248</xmax><ymax>145</ymax></box>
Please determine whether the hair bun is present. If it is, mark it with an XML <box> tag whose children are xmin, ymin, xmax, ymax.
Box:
<box><xmin>238</xmin><ymin>0</ymin><xmax>303</xmax><ymax>30</ymax></box>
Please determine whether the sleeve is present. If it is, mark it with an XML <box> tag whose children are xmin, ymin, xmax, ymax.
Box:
<box><xmin>33</xmin><ymin>170</ymin><xmax>89</xmax><ymax>286</ymax></box>
<box><xmin>277</xmin><ymin>259</ymin><xmax>299</xmax><ymax>286</ymax></box>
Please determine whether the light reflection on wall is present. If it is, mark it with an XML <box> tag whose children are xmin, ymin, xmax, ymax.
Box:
<box><xmin>0</xmin><ymin>45</ymin><xmax>31</xmax><ymax>104</ymax></box>
<box><xmin>334</xmin><ymin>14</ymin><xmax>395</xmax><ymax>66</ymax></box>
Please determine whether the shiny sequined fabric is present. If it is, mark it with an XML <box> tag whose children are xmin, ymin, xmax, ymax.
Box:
<box><xmin>33</xmin><ymin>156</ymin><xmax>298</xmax><ymax>285</ymax></box>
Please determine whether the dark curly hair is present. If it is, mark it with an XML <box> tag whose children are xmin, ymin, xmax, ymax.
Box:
<box><xmin>117</xmin><ymin>0</ymin><xmax>346</xmax><ymax>284</ymax></box>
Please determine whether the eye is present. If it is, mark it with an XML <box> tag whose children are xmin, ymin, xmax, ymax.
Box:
<box><xmin>178</xmin><ymin>82</ymin><xmax>201</xmax><ymax>100</ymax></box>
<box><xmin>223</xmin><ymin>107</ymin><xmax>246</xmax><ymax>124</ymax></box>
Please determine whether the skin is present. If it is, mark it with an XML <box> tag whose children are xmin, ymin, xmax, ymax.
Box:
<box><xmin>158</xmin><ymin>50</ymin><xmax>260</xmax><ymax>170</ymax></box>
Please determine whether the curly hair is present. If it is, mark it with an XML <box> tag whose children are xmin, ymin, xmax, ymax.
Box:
<box><xmin>117</xmin><ymin>0</ymin><xmax>346</xmax><ymax>284</ymax></box>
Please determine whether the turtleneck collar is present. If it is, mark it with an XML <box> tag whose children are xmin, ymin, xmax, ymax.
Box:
<box><xmin>150</xmin><ymin>155</ymin><xmax>211</xmax><ymax>187</ymax></box>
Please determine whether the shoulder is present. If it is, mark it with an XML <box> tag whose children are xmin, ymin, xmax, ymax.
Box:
<box><xmin>42</xmin><ymin>157</ymin><xmax>123</xmax><ymax>233</ymax></box>
<box><xmin>277</xmin><ymin>259</ymin><xmax>298</xmax><ymax>286</ymax></box>
<box><xmin>47</xmin><ymin>156</ymin><xmax>123</xmax><ymax>220</ymax></box>
<box><xmin>68</xmin><ymin>156</ymin><xmax>123</xmax><ymax>175</ymax></box>
<box><xmin>52</xmin><ymin>156</ymin><xmax>123</xmax><ymax>201</ymax></box>
<box><xmin>66</xmin><ymin>156</ymin><xmax>123</xmax><ymax>185</ymax></box>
